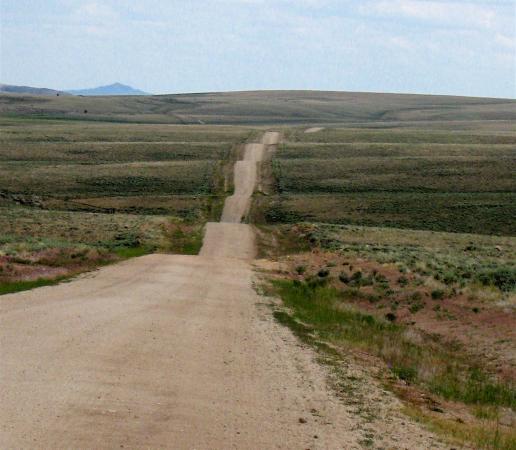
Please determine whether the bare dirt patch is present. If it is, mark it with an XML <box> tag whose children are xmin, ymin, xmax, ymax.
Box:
<box><xmin>304</xmin><ymin>127</ymin><xmax>325</xmax><ymax>133</ymax></box>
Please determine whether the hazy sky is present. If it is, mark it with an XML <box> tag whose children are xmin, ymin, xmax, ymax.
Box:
<box><xmin>1</xmin><ymin>0</ymin><xmax>515</xmax><ymax>97</ymax></box>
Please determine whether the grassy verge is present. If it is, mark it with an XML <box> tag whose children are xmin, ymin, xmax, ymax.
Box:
<box><xmin>405</xmin><ymin>406</ymin><xmax>516</xmax><ymax>450</ymax></box>
<box><xmin>160</xmin><ymin>220</ymin><xmax>204</xmax><ymax>255</ymax></box>
<box><xmin>270</xmin><ymin>277</ymin><xmax>515</xmax><ymax>449</ymax></box>
<box><xmin>0</xmin><ymin>277</ymin><xmax>68</xmax><ymax>296</ymax></box>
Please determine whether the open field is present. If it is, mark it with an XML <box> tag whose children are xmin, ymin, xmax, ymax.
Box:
<box><xmin>0</xmin><ymin>118</ymin><xmax>251</xmax><ymax>214</ymax></box>
<box><xmin>284</xmin><ymin>127</ymin><xmax>516</xmax><ymax>143</ymax></box>
<box><xmin>0</xmin><ymin>117</ymin><xmax>251</xmax><ymax>141</ymax></box>
<box><xmin>253</xmin><ymin>126</ymin><xmax>516</xmax><ymax>236</ymax></box>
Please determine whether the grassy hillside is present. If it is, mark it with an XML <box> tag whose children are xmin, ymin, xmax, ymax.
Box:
<box><xmin>1</xmin><ymin>90</ymin><xmax>515</xmax><ymax>125</ymax></box>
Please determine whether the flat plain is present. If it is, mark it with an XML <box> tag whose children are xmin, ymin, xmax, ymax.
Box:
<box><xmin>256</xmin><ymin>125</ymin><xmax>516</xmax><ymax>235</ymax></box>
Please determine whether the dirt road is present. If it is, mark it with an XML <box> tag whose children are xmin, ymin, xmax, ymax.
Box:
<box><xmin>0</xmin><ymin>132</ymin><xmax>443</xmax><ymax>449</ymax></box>
<box><xmin>220</xmin><ymin>133</ymin><xmax>278</xmax><ymax>223</ymax></box>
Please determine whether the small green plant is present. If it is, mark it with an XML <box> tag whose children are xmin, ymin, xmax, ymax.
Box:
<box><xmin>318</xmin><ymin>268</ymin><xmax>330</xmax><ymax>278</ymax></box>
<box><xmin>295</xmin><ymin>265</ymin><xmax>306</xmax><ymax>275</ymax></box>
<box><xmin>0</xmin><ymin>277</ymin><xmax>67</xmax><ymax>296</ymax></box>
<box><xmin>393</xmin><ymin>365</ymin><xmax>417</xmax><ymax>383</ymax></box>
<box><xmin>477</xmin><ymin>267</ymin><xmax>516</xmax><ymax>292</ymax></box>
<box><xmin>338</xmin><ymin>272</ymin><xmax>350</xmax><ymax>284</ymax></box>
<box><xmin>385</xmin><ymin>312</ymin><xmax>397</xmax><ymax>322</ymax></box>
<box><xmin>398</xmin><ymin>276</ymin><xmax>409</xmax><ymax>286</ymax></box>
<box><xmin>431</xmin><ymin>289</ymin><xmax>445</xmax><ymax>300</ymax></box>
<box><xmin>271</xmin><ymin>279</ymin><xmax>515</xmax><ymax>411</ymax></box>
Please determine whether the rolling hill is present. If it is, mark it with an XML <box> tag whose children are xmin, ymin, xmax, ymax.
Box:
<box><xmin>0</xmin><ymin>90</ymin><xmax>514</xmax><ymax>125</ymax></box>
<box><xmin>0</xmin><ymin>83</ymin><xmax>67</xmax><ymax>96</ymax></box>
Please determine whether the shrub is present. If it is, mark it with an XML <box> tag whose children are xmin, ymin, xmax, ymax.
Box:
<box><xmin>443</xmin><ymin>272</ymin><xmax>457</xmax><ymax>285</ymax></box>
<box><xmin>318</xmin><ymin>268</ymin><xmax>330</xmax><ymax>278</ymax></box>
<box><xmin>393</xmin><ymin>365</ymin><xmax>417</xmax><ymax>383</ymax></box>
<box><xmin>385</xmin><ymin>312</ymin><xmax>397</xmax><ymax>322</ymax></box>
<box><xmin>375</xmin><ymin>273</ymin><xmax>388</xmax><ymax>283</ymax></box>
<box><xmin>431</xmin><ymin>289</ymin><xmax>445</xmax><ymax>300</ymax></box>
<box><xmin>351</xmin><ymin>270</ymin><xmax>362</xmax><ymax>281</ymax></box>
<box><xmin>398</xmin><ymin>276</ymin><xmax>409</xmax><ymax>286</ymax></box>
<box><xmin>295</xmin><ymin>265</ymin><xmax>306</xmax><ymax>275</ymax></box>
<box><xmin>409</xmin><ymin>301</ymin><xmax>425</xmax><ymax>314</ymax></box>
<box><xmin>409</xmin><ymin>291</ymin><xmax>422</xmax><ymax>302</ymax></box>
<box><xmin>477</xmin><ymin>267</ymin><xmax>516</xmax><ymax>292</ymax></box>
<box><xmin>339</xmin><ymin>272</ymin><xmax>350</xmax><ymax>284</ymax></box>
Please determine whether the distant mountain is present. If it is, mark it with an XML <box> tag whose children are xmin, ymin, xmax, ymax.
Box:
<box><xmin>0</xmin><ymin>83</ymin><xmax>67</xmax><ymax>96</ymax></box>
<box><xmin>67</xmin><ymin>83</ymin><xmax>149</xmax><ymax>96</ymax></box>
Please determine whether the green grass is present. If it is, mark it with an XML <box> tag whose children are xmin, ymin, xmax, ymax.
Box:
<box><xmin>274</xmin><ymin>156</ymin><xmax>514</xmax><ymax>194</ymax></box>
<box><xmin>405</xmin><ymin>406</ymin><xmax>516</xmax><ymax>450</ymax></box>
<box><xmin>262</xmin><ymin>221</ymin><xmax>516</xmax><ymax>448</ymax></box>
<box><xmin>278</xmin><ymin>142</ymin><xmax>516</xmax><ymax>160</ymax></box>
<box><xmin>0</xmin><ymin>206</ymin><xmax>167</xmax><ymax>248</ymax></box>
<box><xmin>0</xmin><ymin>277</ymin><xmax>67</xmax><ymax>296</ymax></box>
<box><xmin>0</xmin><ymin>118</ymin><xmax>248</xmax><ymax>228</ymax></box>
<box><xmin>113</xmin><ymin>246</ymin><xmax>153</xmax><ymax>258</ymax></box>
<box><xmin>0</xmin><ymin>118</ymin><xmax>251</xmax><ymax>142</ymax></box>
<box><xmin>0</xmin><ymin>142</ymin><xmax>232</xmax><ymax>163</ymax></box>
<box><xmin>160</xmin><ymin>221</ymin><xmax>205</xmax><ymax>255</ymax></box>
<box><xmin>0</xmin><ymin>160</ymin><xmax>218</xmax><ymax>197</ymax></box>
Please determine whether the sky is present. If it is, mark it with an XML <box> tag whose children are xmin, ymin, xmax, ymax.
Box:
<box><xmin>0</xmin><ymin>0</ymin><xmax>515</xmax><ymax>98</ymax></box>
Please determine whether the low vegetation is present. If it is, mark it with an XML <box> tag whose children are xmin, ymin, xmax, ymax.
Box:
<box><xmin>272</xmin><ymin>278</ymin><xmax>515</xmax><ymax>449</ymax></box>
<box><xmin>283</xmin><ymin>127</ymin><xmax>516</xmax><ymax>145</ymax></box>
<box><xmin>0</xmin><ymin>118</ymin><xmax>251</xmax><ymax>294</ymax></box>
<box><xmin>259</xmin><ymin>192</ymin><xmax>515</xmax><ymax>235</ymax></box>
<box><xmin>258</xmin><ymin>126</ymin><xmax>516</xmax><ymax>236</ymax></box>
<box><xmin>262</xmin><ymin>222</ymin><xmax>515</xmax><ymax>449</ymax></box>
<box><xmin>1</xmin><ymin>91</ymin><xmax>515</xmax><ymax>125</ymax></box>
<box><xmin>256</xmin><ymin>118</ymin><xmax>516</xmax><ymax>448</ymax></box>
